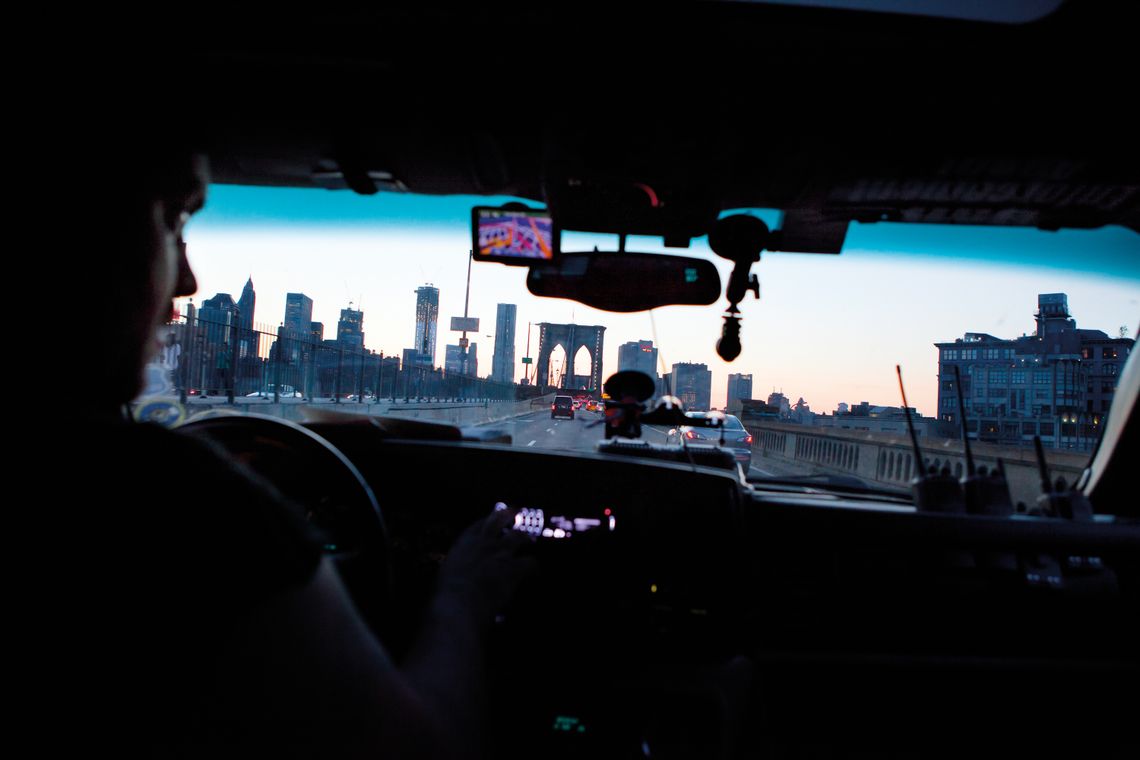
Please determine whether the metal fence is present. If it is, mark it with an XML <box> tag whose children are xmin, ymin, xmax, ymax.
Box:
<box><xmin>162</xmin><ymin>315</ymin><xmax>526</xmax><ymax>403</ymax></box>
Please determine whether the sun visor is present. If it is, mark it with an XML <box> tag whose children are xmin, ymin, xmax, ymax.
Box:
<box><xmin>770</xmin><ymin>209</ymin><xmax>850</xmax><ymax>254</ymax></box>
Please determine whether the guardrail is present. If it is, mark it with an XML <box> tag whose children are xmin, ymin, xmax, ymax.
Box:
<box><xmin>168</xmin><ymin>394</ymin><xmax>559</xmax><ymax>428</ymax></box>
<box><xmin>745</xmin><ymin>421</ymin><xmax>1087</xmax><ymax>508</ymax></box>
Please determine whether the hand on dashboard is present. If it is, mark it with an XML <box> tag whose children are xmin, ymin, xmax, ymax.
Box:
<box><xmin>437</xmin><ymin>510</ymin><xmax>539</xmax><ymax>623</ymax></box>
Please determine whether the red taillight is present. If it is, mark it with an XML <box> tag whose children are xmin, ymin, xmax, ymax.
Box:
<box><xmin>551</xmin><ymin>403</ymin><xmax>556</xmax><ymax>410</ymax></box>
<box><xmin>684</xmin><ymin>430</ymin><xmax>696</xmax><ymax>440</ymax></box>
<box><xmin>745</xmin><ymin>435</ymin><xmax>753</xmax><ymax>444</ymax></box>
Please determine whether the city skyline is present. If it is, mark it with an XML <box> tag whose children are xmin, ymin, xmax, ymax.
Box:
<box><xmin>180</xmin><ymin>186</ymin><xmax>1139</xmax><ymax>416</ymax></box>
<box><xmin>178</xmin><ymin>263</ymin><xmax>1136</xmax><ymax>416</ymax></box>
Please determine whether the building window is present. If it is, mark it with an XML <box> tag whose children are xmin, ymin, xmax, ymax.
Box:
<box><xmin>1040</xmin><ymin>422</ymin><xmax>1054</xmax><ymax>436</ymax></box>
<box><xmin>1011</xmin><ymin>370</ymin><xmax>1026</xmax><ymax>384</ymax></box>
<box><xmin>1105</xmin><ymin>363</ymin><xmax>1117</xmax><ymax>375</ymax></box>
<box><xmin>1033</xmin><ymin>371</ymin><xmax>1050</xmax><ymax>385</ymax></box>
<box><xmin>1102</xmin><ymin>347</ymin><xmax>1118</xmax><ymax>359</ymax></box>
<box><xmin>990</xmin><ymin>369</ymin><xmax>1007</xmax><ymax>383</ymax></box>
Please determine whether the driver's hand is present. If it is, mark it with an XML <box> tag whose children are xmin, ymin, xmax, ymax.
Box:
<box><xmin>437</xmin><ymin>510</ymin><xmax>538</xmax><ymax>622</ymax></box>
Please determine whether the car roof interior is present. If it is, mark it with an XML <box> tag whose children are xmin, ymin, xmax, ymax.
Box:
<box><xmin>115</xmin><ymin>2</ymin><xmax>1139</xmax><ymax>245</ymax></box>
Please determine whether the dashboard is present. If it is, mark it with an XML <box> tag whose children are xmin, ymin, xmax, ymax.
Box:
<box><xmin>190</xmin><ymin>415</ymin><xmax>1140</xmax><ymax>758</ymax></box>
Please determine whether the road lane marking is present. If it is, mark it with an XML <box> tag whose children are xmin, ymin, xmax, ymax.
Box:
<box><xmin>527</xmin><ymin>440</ymin><xmax>537</xmax><ymax>447</ymax></box>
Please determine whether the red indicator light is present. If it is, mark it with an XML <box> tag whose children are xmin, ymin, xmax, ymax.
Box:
<box><xmin>604</xmin><ymin>508</ymin><xmax>612</xmax><ymax>516</ymax></box>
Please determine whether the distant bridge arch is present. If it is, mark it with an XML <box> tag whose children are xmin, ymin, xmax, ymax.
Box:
<box><xmin>536</xmin><ymin>323</ymin><xmax>605</xmax><ymax>391</ymax></box>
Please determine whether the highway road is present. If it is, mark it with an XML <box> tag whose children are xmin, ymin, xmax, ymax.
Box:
<box><xmin>477</xmin><ymin>408</ymin><xmax>805</xmax><ymax>480</ymax></box>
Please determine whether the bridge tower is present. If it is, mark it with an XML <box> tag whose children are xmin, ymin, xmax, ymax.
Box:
<box><xmin>535</xmin><ymin>323</ymin><xmax>606</xmax><ymax>392</ymax></box>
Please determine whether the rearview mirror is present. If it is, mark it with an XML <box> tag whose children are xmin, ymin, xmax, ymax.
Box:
<box><xmin>526</xmin><ymin>252</ymin><xmax>721</xmax><ymax>312</ymax></box>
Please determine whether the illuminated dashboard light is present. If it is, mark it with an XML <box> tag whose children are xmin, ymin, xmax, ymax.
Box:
<box><xmin>650</xmin><ymin>584</ymin><xmax>658</xmax><ymax>593</ymax></box>
<box><xmin>608</xmin><ymin>515</ymin><xmax>616</xmax><ymax>531</ymax></box>
<box><xmin>494</xmin><ymin>502</ymin><xmax>508</xmax><ymax>511</ymax></box>
<box><xmin>553</xmin><ymin>528</ymin><xmax>566</xmax><ymax>539</ymax></box>
<box><xmin>514</xmin><ymin>513</ymin><xmax>524</xmax><ymax>529</ymax></box>
<box><xmin>542</xmin><ymin>528</ymin><xmax>554</xmax><ymax>538</ymax></box>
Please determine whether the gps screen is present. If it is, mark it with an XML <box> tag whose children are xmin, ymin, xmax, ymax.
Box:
<box><xmin>473</xmin><ymin>207</ymin><xmax>558</xmax><ymax>264</ymax></box>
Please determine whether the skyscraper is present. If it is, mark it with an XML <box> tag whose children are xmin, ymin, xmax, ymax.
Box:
<box><xmin>618</xmin><ymin>340</ymin><xmax>658</xmax><ymax>379</ymax></box>
<box><xmin>283</xmin><ymin>293</ymin><xmax>313</xmax><ymax>335</ymax></box>
<box><xmin>414</xmin><ymin>285</ymin><xmax>440</xmax><ymax>366</ymax></box>
<box><xmin>237</xmin><ymin>276</ymin><xmax>256</xmax><ymax>330</ymax></box>
<box><xmin>199</xmin><ymin>293</ymin><xmax>237</xmax><ymax>393</ymax></box>
<box><xmin>199</xmin><ymin>293</ymin><xmax>236</xmax><ymax>347</ymax></box>
<box><xmin>491</xmin><ymin>303</ymin><xmax>517</xmax><ymax>384</ymax></box>
<box><xmin>671</xmin><ymin>362</ymin><xmax>712</xmax><ymax>411</ymax></box>
<box><xmin>726</xmin><ymin>373</ymin><xmax>753</xmax><ymax>409</ymax></box>
<box><xmin>446</xmin><ymin>343</ymin><xmax>478</xmax><ymax>377</ymax></box>
<box><xmin>338</xmin><ymin>306</ymin><xmax>364</xmax><ymax>348</ymax></box>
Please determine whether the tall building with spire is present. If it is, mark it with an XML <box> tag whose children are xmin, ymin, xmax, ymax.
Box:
<box><xmin>414</xmin><ymin>285</ymin><xmax>440</xmax><ymax>366</ymax></box>
<box><xmin>491</xmin><ymin>303</ymin><xmax>517</xmax><ymax>384</ymax></box>
<box><xmin>237</xmin><ymin>276</ymin><xmax>256</xmax><ymax>330</ymax></box>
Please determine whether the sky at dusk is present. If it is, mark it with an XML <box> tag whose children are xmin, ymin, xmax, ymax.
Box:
<box><xmin>181</xmin><ymin>185</ymin><xmax>1140</xmax><ymax>418</ymax></box>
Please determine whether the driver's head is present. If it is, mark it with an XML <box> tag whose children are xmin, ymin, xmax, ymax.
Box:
<box><xmin>77</xmin><ymin>131</ymin><xmax>207</xmax><ymax>408</ymax></box>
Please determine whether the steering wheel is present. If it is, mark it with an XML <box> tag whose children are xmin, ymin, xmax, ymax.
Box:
<box><xmin>179</xmin><ymin>413</ymin><xmax>392</xmax><ymax>638</ymax></box>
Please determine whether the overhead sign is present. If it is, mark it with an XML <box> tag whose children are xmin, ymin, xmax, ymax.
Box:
<box><xmin>450</xmin><ymin>316</ymin><xmax>480</xmax><ymax>332</ymax></box>
<box><xmin>521</xmin><ymin>357</ymin><xmax>533</xmax><ymax>364</ymax></box>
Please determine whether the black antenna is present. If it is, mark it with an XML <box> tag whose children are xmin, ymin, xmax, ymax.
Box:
<box><xmin>896</xmin><ymin>365</ymin><xmax>926</xmax><ymax>477</ymax></box>
<box><xmin>953</xmin><ymin>365</ymin><xmax>976</xmax><ymax>477</ymax></box>
<box><xmin>1033</xmin><ymin>436</ymin><xmax>1052</xmax><ymax>494</ymax></box>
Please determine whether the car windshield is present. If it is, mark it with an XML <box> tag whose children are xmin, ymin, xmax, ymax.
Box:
<box><xmin>140</xmin><ymin>183</ymin><xmax>1136</xmax><ymax>506</ymax></box>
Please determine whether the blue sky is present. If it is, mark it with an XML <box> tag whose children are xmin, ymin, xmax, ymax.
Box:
<box><xmin>184</xmin><ymin>185</ymin><xmax>1140</xmax><ymax>416</ymax></box>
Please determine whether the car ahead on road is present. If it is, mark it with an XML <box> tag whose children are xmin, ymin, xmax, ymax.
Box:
<box><xmin>551</xmin><ymin>395</ymin><xmax>574</xmax><ymax>420</ymax></box>
<box><xmin>245</xmin><ymin>387</ymin><xmax>304</xmax><ymax>399</ymax></box>
<box><xmin>668</xmin><ymin>412</ymin><xmax>753</xmax><ymax>468</ymax></box>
